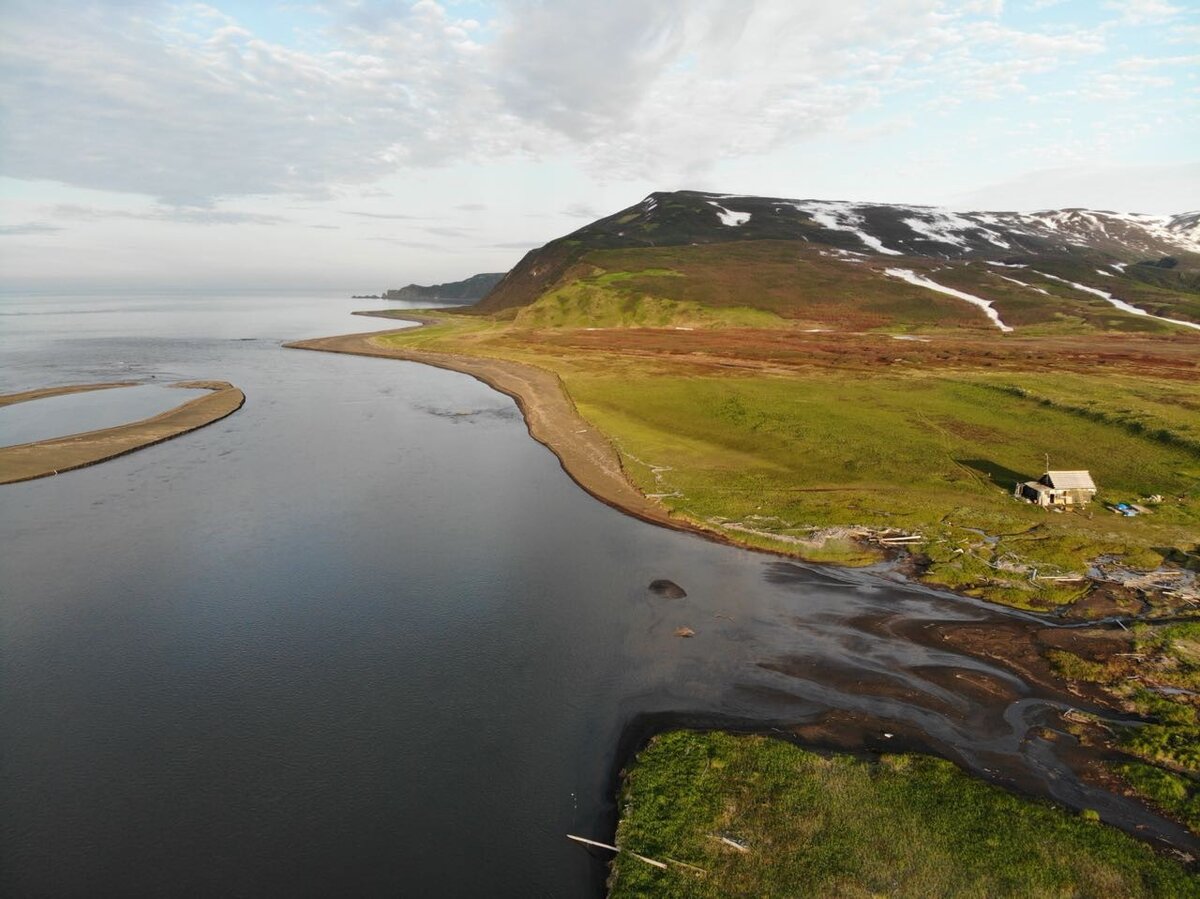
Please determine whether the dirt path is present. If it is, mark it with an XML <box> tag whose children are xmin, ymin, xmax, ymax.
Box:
<box><xmin>285</xmin><ymin>328</ymin><xmax>706</xmax><ymax>535</ymax></box>
<box><xmin>0</xmin><ymin>381</ymin><xmax>245</xmax><ymax>485</ymax></box>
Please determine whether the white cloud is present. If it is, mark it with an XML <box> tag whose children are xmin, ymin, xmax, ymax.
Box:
<box><xmin>0</xmin><ymin>221</ymin><xmax>62</xmax><ymax>235</ymax></box>
<box><xmin>1103</xmin><ymin>0</ymin><xmax>1183</xmax><ymax>24</ymax></box>
<box><xmin>953</xmin><ymin>161</ymin><xmax>1200</xmax><ymax>214</ymax></box>
<box><xmin>52</xmin><ymin>203</ymin><xmax>287</xmax><ymax>225</ymax></box>
<box><xmin>0</xmin><ymin>0</ymin><xmax>509</xmax><ymax>203</ymax></box>
<box><xmin>2</xmin><ymin>0</ymin><xmax>1106</xmax><ymax>202</ymax></box>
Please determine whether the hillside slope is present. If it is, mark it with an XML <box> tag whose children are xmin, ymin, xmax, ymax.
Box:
<box><xmin>475</xmin><ymin>191</ymin><xmax>1200</xmax><ymax>334</ymax></box>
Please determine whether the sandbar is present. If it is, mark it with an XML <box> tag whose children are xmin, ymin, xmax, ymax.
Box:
<box><xmin>0</xmin><ymin>380</ymin><xmax>245</xmax><ymax>485</ymax></box>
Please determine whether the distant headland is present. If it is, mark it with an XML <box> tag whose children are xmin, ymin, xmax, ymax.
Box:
<box><xmin>352</xmin><ymin>272</ymin><xmax>504</xmax><ymax>303</ymax></box>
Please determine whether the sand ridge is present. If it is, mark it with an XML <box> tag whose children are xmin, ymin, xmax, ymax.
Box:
<box><xmin>0</xmin><ymin>381</ymin><xmax>246</xmax><ymax>485</ymax></box>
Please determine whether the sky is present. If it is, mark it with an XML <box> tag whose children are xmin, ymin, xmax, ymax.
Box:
<box><xmin>0</xmin><ymin>0</ymin><xmax>1197</xmax><ymax>290</ymax></box>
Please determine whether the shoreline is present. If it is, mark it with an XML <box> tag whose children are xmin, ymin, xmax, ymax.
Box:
<box><xmin>0</xmin><ymin>380</ymin><xmax>246</xmax><ymax>485</ymax></box>
<box><xmin>286</xmin><ymin>324</ymin><xmax>726</xmax><ymax>544</ymax></box>
<box><xmin>290</xmin><ymin>314</ymin><xmax>881</xmax><ymax>564</ymax></box>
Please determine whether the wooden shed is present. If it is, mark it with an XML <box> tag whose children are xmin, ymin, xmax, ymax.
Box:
<box><xmin>1015</xmin><ymin>470</ymin><xmax>1097</xmax><ymax>507</ymax></box>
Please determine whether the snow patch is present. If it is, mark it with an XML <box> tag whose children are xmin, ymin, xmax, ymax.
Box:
<box><xmin>1110</xmin><ymin>262</ymin><xmax>1127</xmax><ymax>272</ymax></box>
<box><xmin>792</xmin><ymin>201</ymin><xmax>902</xmax><ymax>256</ymax></box>
<box><xmin>1095</xmin><ymin>268</ymin><xmax>1113</xmax><ymax>277</ymax></box>
<box><xmin>1034</xmin><ymin>271</ymin><xmax>1200</xmax><ymax>332</ymax></box>
<box><xmin>1010</xmin><ymin>209</ymin><xmax>1200</xmax><ymax>255</ymax></box>
<box><xmin>900</xmin><ymin>209</ymin><xmax>1011</xmax><ymax>250</ymax></box>
<box><xmin>996</xmin><ymin>274</ymin><xmax>1049</xmax><ymax>295</ymax></box>
<box><xmin>902</xmin><ymin>216</ymin><xmax>969</xmax><ymax>248</ymax></box>
<box><xmin>708</xmin><ymin>201</ymin><xmax>750</xmax><ymax>226</ymax></box>
<box><xmin>885</xmin><ymin>268</ymin><xmax>1013</xmax><ymax>332</ymax></box>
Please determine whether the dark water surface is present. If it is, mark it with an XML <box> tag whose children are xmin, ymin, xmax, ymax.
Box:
<box><xmin>1</xmin><ymin>292</ymin><xmax>1193</xmax><ymax>897</ymax></box>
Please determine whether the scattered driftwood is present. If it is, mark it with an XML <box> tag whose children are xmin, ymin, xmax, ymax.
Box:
<box><xmin>649</xmin><ymin>579</ymin><xmax>687</xmax><ymax>599</ymax></box>
<box><xmin>878</xmin><ymin>534</ymin><xmax>923</xmax><ymax>545</ymax></box>
<box><xmin>663</xmin><ymin>857</ymin><xmax>708</xmax><ymax>874</ymax></box>
<box><xmin>708</xmin><ymin>834</ymin><xmax>750</xmax><ymax>852</ymax></box>
<box><xmin>674</xmin><ymin>626</ymin><xmax>696</xmax><ymax>638</ymax></box>
<box><xmin>566</xmin><ymin>834</ymin><xmax>668</xmax><ymax>870</ymax></box>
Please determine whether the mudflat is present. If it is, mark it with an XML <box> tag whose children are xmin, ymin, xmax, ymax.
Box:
<box><xmin>0</xmin><ymin>380</ymin><xmax>245</xmax><ymax>485</ymax></box>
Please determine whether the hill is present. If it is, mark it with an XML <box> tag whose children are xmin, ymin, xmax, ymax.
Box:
<box><xmin>385</xmin><ymin>272</ymin><xmax>504</xmax><ymax>303</ymax></box>
<box><xmin>474</xmin><ymin>191</ymin><xmax>1200</xmax><ymax>334</ymax></box>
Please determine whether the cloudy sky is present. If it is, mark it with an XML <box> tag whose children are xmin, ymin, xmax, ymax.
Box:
<box><xmin>1</xmin><ymin>0</ymin><xmax>1197</xmax><ymax>290</ymax></box>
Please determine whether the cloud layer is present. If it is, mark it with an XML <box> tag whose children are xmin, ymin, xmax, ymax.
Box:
<box><xmin>4</xmin><ymin>0</ymin><xmax>1190</xmax><ymax>206</ymax></box>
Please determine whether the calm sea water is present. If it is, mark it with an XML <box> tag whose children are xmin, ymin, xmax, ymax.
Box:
<box><xmin>1</xmin><ymin>291</ymin><xmax>1192</xmax><ymax>897</ymax></box>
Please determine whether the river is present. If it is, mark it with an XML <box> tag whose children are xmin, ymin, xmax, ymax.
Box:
<box><xmin>0</xmin><ymin>290</ymin><xmax>1193</xmax><ymax>897</ymax></box>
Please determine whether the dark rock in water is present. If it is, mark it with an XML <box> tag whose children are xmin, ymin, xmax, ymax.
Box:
<box><xmin>649</xmin><ymin>579</ymin><xmax>687</xmax><ymax>599</ymax></box>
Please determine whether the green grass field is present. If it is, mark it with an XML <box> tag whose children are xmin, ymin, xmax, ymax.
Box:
<box><xmin>609</xmin><ymin>731</ymin><xmax>1200</xmax><ymax>898</ymax></box>
<box><xmin>563</xmin><ymin>367</ymin><xmax>1199</xmax><ymax>605</ymax></box>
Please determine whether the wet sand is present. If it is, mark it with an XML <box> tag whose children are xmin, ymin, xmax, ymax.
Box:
<box><xmin>0</xmin><ymin>381</ymin><xmax>245</xmax><ymax>485</ymax></box>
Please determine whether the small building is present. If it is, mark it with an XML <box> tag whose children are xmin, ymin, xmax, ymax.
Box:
<box><xmin>1015</xmin><ymin>470</ymin><xmax>1097</xmax><ymax>507</ymax></box>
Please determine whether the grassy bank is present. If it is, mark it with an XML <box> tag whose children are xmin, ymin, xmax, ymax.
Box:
<box><xmin>610</xmin><ymin>731</ymin><xmax>1199</xmax><ymax>898</ymax></box>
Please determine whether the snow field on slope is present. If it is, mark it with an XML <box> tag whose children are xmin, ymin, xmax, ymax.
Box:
<box><xmin>884</xmin><ymin>268</ymin><xmax>1013</xmax><ymax>332</ymax></box>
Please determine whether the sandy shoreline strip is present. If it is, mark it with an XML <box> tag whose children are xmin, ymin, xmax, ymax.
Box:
<box><xmin>286</xmin><ymin>326</ymin><xmax>711</xmax><ymax>537</ymax></box>
<box><xmin>0</xmin><ymin>381</ymin><xmax>143</xmax><ymax>409</ymax></box>
<box><xmin>0</xmin><ymin>380</ymin><xmax>246</xmax><ymax>485</ymax></box>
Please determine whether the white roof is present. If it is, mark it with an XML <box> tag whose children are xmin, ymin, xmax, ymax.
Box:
<box><xmin>1045</xmin><ymin>470</ymin><xmax>1096</xmax><ymax>490</ymax></box>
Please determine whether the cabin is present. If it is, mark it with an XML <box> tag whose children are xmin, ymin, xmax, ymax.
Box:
<box><xmin>1014</xmin><ymin>470</ymin><xmax>1097</xmax><ymax>507</ymax></box>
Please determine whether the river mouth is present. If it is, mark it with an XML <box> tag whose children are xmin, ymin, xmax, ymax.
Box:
<box><xmin>0</xmin><ymin>292</ymin><xmax>1193</xmax><ymax>898</ymax></box>
<box><xmin>606</xmin><ymin>563</ymin><xmax>1199</xmax><ymax>863</ymax></box>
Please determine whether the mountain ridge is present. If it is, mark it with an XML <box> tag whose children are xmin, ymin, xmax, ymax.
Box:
<box><xmin>472</xmin><ymin>190</ymin><xmax>1200</xmax><ymax>333</ymax></box>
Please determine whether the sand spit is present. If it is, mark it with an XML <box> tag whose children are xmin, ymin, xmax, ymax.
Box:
<box><xmin>0</xmin><ymin>381</ymin><xmax>245</xmax><ymax>485</ymax></box>
<box><xmin>284</xmin><ymin>327</ymin><xmax>701</xmax><ymax>535</ymax></box>
<box><xmin>0</xmin><ymin>381</ymin><xmax>141</xmax><ymax>408</ymax></box>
